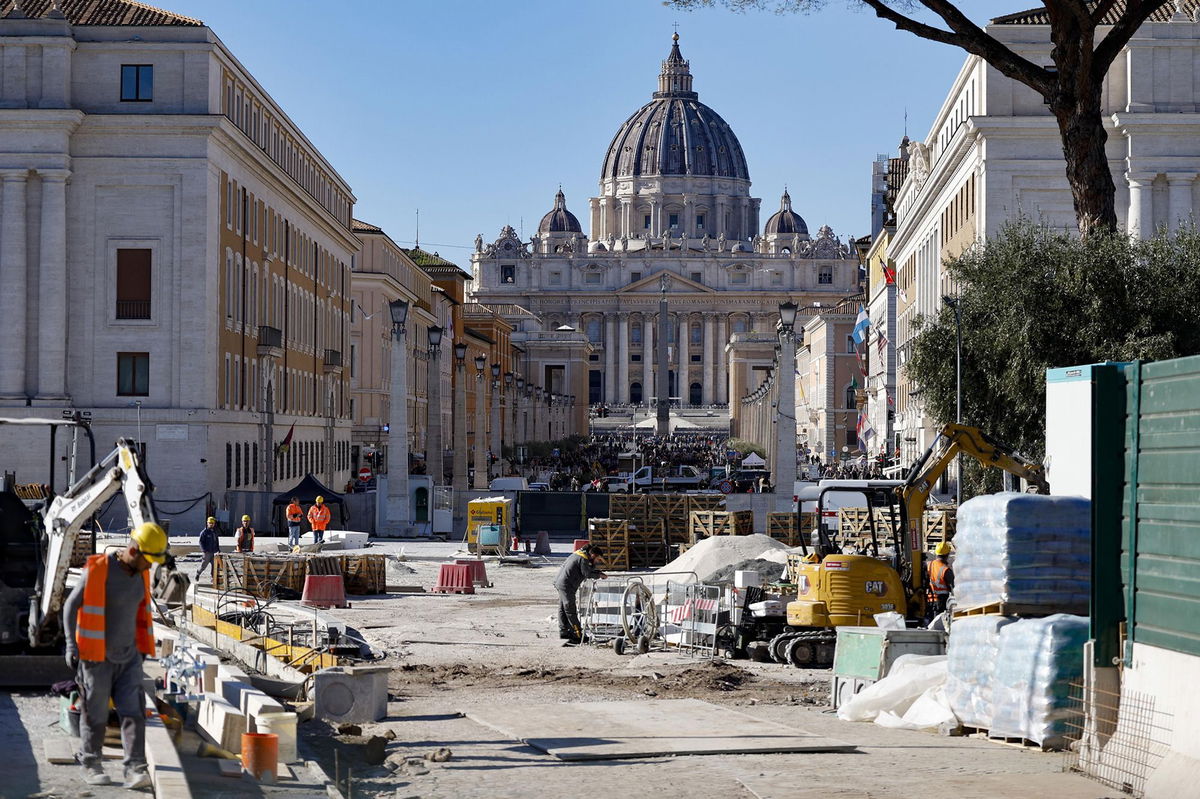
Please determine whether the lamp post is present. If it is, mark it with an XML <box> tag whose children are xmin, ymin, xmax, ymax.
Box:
<box><xmin>452</xmin><ymin>341</ymin><xmax>468</xmax><ymax>499</ymax></box>
<box><xmin>534</xmin><ymin>386</ymin><xmax>543</xmax><ymax>443</ymax></box>
<box><xmin>504</xmin><ymin>371</ymin><xmax>514</xmax><ymax>468</ymax></box>
<box><xmin>569</xmin><ymin>394</ymin><xmax>576</xmax><ymax>437</ymax></box>
<box><xmin>385</xmin><ymin>298</ymin><xmax>410</xmax><ymax>536</ymax></box>
<box><xmin>473</xmin><ymin>355</ymin><xmax>488</xmax><ymax>489</ymax></box>
<box><xmin>515</xmin><ymin>376</ymin><xmax>526</xmax><ymax>463</ymax></box>
<box><xmin>942</xmin><ymin>295</ymin><xmax>963</xmax><ymax>506</ymax></box>
<box><xmin>489</xmin><ymin>362</ymin><xmax>501</xmax><ymax>478</ymax></box>
<box><xmin>426</xmin><ymin>325</ymin><xmax>444</xmax><ymax>486</ymax></box>
<box><xmin>776</xmin><ymin>301</ymin><xmax>800</xmax><ymax>510</ymax></box>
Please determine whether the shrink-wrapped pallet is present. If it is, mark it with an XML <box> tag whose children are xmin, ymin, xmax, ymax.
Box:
<box><xmin>952</xmin><ymin>492</ymin><xmax>1090</xmax><ymax>613</ymax></box>
<box><xmin>989</xmin><ymin>614</ymin><xmax>1088</xmax><ymax>747</ymax></box>
<box><xmin>945</xmin><ymin>615</ymin><xmax>1016</xmax><ymax>729</ymax></box>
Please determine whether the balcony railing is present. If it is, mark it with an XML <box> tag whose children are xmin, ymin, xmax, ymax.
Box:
<box><xmin>115</xmin><ymin>300</ymin><xmax>151</xmax><ymax>320</ymax></box>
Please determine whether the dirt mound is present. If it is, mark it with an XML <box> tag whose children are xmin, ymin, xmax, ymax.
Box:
<box><xmin>657</xmin><ymin>534</ymin><xmax>787</xmax><ymax>581</ymax></box>
<box><xmin>702</xmin><ymin>557</ymin><xmax>787</xmax><ymax>586</ymax></box>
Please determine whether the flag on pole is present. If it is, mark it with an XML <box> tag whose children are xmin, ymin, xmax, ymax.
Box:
<box><xmin>857</xmin><ymin>412</ymin><xmax>876</xmax><ymax>445</ymax></box>
<box><xmin>276</xmin><ymin>422</ymin><xmax>295</xmax><ymax>456</ymax></box>
<box><xmin>852</xmin><ymin>304</ymin><xmax>870</xmax><ymax>345</ymax></box>
<box><xmin>882</xmin><ymin>263</ymin><xmax>896</xmax><ymax>285</ymax></box>
<box><xmin>876</xmin><ymin>327</ymin><xmax>889</xmax><ymax>357</ymax></box>
<box><xmin>887</xmin><ymin>392</ymin><xmax>895</xmax><ymax>411</ymax></box>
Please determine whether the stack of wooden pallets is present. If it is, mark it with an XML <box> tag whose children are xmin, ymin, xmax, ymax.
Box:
<box><xmin>214</xmin><ymin>553</ymin><xmax>387</xmax><ymax>597</ymax></box>
<box><xmin>924</xmin><ymin>507</ymin><xmax>956</xmax><ymax>545</ymax></box>
<box><xmin>838</xmin><ymin>507</ymin><xmax>897</xmax><ymax>547</ymax></box>
<box><xmin>627</xmin><ymin>519</ymin><xmax>668</xmax><ymax>569</ymax></box>
<box><xmin>765</xmin><ymin>512</ymin><xmax>818</xmax><ymax>547</ymax></box>
<box><xmin>587</xmin><ymin>518</ymin><xmax>630</xmax><ymax>571</ymax></box>
<box><xmin>647</xmin><ymin>493</ymin><xmax>690</xmax><ymax>545</ymax></box>
<box><xmin>688</xmin><ymin>509</ymin><xmax>753</xmax><ymax>542</ymax></box>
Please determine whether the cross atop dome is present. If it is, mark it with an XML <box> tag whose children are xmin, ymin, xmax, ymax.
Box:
<box><xmin>656</xmin><ymin>32</ymin><xmax>695</xmax><ymax>99</ymax></box>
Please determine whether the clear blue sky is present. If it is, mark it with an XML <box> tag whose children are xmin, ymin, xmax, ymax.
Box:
<box><xmin>170</xmin><ymin>0</ymin><xmax>1017</xmax><ymax>266</ymax></box>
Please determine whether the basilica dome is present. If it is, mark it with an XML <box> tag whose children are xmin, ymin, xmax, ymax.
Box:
<box><xmin>764</xmin><ymin>190</ymin><xmax>808</xmax><ymax>238</ymax></box>
<box><xmin>538</xmin><ymin>189</ymin><xmax>582</xmax><ymax>234</ymax></box>
<box><xmin>600</xmin><ymin>35</ymin><xmax>750</xmax><ymax>183</ymax></box>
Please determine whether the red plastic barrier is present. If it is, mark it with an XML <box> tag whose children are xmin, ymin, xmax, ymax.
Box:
<box><xmin>431</xmin><ymin>563</ymin><xmax>475</xmax><ymax>594</ymax></box>
<box><xmin>301</xmin><ymin>575</ymin><xmax>348</xmax><ymax>609</ymax></box>
<box><xmin>573</xmin><ymin>538</ymin><xmax>590</xmax><ymax>552</ymax></box>
<box><xmin>454</xmin><ymin>559</ymin><xmax>491</xmax><ymax>588</ymax></box>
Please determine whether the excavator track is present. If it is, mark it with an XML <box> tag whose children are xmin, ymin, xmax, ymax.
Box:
<box><xmin>766</xmin><ymin>629</ymin><xmax>837</xmax><ymax>668</ymax></box>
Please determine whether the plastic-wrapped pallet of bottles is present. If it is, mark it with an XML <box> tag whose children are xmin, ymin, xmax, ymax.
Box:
<box><xmin>952</xmin><ymin>492</ymin><xmax>1091</xmax><ymax>613</ymax></box>
<box><xmin>989</xmin><ymin>614</ymin><xmax>1089</xmax><ymax>747</ymax></box>
<box><xmin>945</xmin><ymin>615</ymin><xmax>1015</xmax><ymax>729</ymax></box>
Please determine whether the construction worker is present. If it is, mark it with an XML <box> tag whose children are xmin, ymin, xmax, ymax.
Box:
<box><xmin>927</xmin><ymin>541</ymin><xmax>955</xmax><ymax>619</ymax></box>
<box><xmin>553</xmin><ymin>543</ymin><xmax>607</xmax><ymax>645</ymax></box>
<box><xmin>62</xmin><ymin>523</ymin><xmax>166</xmax><ymax>789</ymax></box>
<box><xmin>235</xmin><ymin>515</ymin><xmax>255</xmax><ymax>553</ymax></box>
<box><xmin>308</xmin><ymin>496</ymin><xmax>331</xmax><ymax>545</ymax></box>
<box><xmin>285</xmin><ymin>496</ymin><xmax>304</xmax><ymax>548</ymax></box>
<box><xmin>197</xmin><ymin>516</ymin><xmax>219</xmax><ymax>582</ymax></box>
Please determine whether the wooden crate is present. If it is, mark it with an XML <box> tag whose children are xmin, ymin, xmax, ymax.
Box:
<box><xmin>687</xmin><ymin>494</ymin><xmax>726</xmax><ymax>513</ymax></box>
<box><xmin>341</xmin><ymin>554</ymin><xmax>387</xmax><ymax>595</ymax></box>
<box><xmin>70</xmin><ymin>531</ymin><xmax>95</xmax><ymax>568</ymax></box>
<box><xmin>628</xmin><ymin>540</ymin><xmax>671</xmax><ymax>569</ymax></box>
<box><xmin>766</xmin><ymin>513</ymin><xmax>800</xmax><ymax>547</ymax></box>
<box><xmin>924</xmin><ymin>508</ymin><xmax>956</xmax><ymax>545</ymax></box>
<box><xmin>647</xmin><ymin>493</ymin><xmax>688</xmax><ymax>520</ymax></box>
<box><xmin>214</xmin><ymin>554</ymin><xmax>307</xmax><ymax>598</ymax></box>
<box><xmin>592</xmin><ymin>542</ymin><xmax>629</xmax><ymax>571</ymax></box>
<box><xmin>838</xmin><ymin>507</ymin><xmax>896</xmax><ymax>545</ymax></box>
<box><xmin>608</xmin><ymin>494</ymin><xmax>648</xmax><ymax>523</ymax></box>
<box><xmin>689</xmin><ymin>510</ymin><xmax>753</xmax><ymax>541</ymax></box>
<box><xmin>626</xmin><ymin>519</ymin><xmax>665</xmax><ymax>544</ymax></box>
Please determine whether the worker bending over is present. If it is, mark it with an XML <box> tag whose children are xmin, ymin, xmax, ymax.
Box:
<box><xmin>926</xmin><ymin>541</ymin><xmax>955</xmax><ymax>620</ymax></box>
<box><xmin>62</xmin><ymin>523</ymin><xmax>167</xmax><ymax>789</ymax></box>
<box><xmin>553</xmin><ymin>543</ymin><xmax>606</xmax><ymax>645</ymax></box>
<box><xmin>308</xmin><ymin>496</ymin><xmax>331</xmax><ymax>544</ymax></box>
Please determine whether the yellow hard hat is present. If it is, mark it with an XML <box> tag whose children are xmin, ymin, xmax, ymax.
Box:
<box><xmin>315</xmin><ymin>496</ymin><xmax>324</xmax><ymax>503</ymax></box>
<box><xmin>935</xmin><ymin>542</ymin><xmax>952</xmax><ymax>556</ymax></box>
<box><xmin>207</xmin><ymin>516</ymin><xmax>217</xmax><ymax>524</ymax></box>
<box><xmin>242</xmin><ymin>515</ymin><xmax>251</xmax><ymax>523</ymax></box>
<box><xmin>131</xmin><ymin>522</ymin><xmax>168</xmax><ymax>564</ymax></box>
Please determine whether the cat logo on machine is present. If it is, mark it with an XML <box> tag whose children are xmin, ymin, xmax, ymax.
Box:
<box><xmin>864</xmin><ymin>580</ymin><xmax>888</xmax><ymax>597</ymax></box>
<box><xmin>824</xmin><ymin>560</ymin><xmax>849</xmax><ymax>571</ymax></box>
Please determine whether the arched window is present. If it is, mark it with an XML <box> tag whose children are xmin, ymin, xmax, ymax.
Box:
<box><xmin>691</xmin><ymin>322</ymin><xmax>702</xmax><ymax>344</ymax></box>
<box><xmin>732</xmin><ymin>316</ymin><xmax>748</xmax><ymax>333</ymax></box>
<box><xmin>631</xmin><ymin>323</ymin><xmax>642</xmax><ymax>344</ymax></box>
<box><xmin>630</xmin><ymin>382</ymin><xmax>643</xmax><ymax>404</ymax></box>
<box><xmin>586</xmin><ymin>317</ymin><xmax>602</xmax><ymax>343</ymax></box>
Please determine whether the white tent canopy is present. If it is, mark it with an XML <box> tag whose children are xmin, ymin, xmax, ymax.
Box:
<box><xmin>740</xmin><ymin>452</ymin><xmax>766</xmax><ymax>467</ymax></box>
<box><xmin>632</xmin><ymin>416</ymin><xmax>700</xmax><ymax>430</ymax></box>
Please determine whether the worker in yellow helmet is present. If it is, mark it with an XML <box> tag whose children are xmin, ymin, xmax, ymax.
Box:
<box><xmin>62</xmin><ymin>522</ymin><xmax>166</xmax><ymax>789</ymax></box>
<box><xmin>197</xmin><ymin>515</ymin><xmax>220</xmax><ymax>583</ymax></box>
<box><xmin>235</xmin><ymin>514</ymin><xmax>255</xmax><ymax>553</ymax></box>
<box><xmin>308</xmin><ymin>496</ymin><xmax>331</xmax><ymax>545</ymax></box>
<box><xmin>926</xmin><ymin>541</ymin><xmax>955</xmax><ymax>620</ymax></box>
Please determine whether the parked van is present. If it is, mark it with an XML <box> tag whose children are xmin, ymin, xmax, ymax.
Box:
<box><xmin>489</xmin><ymin>477</ymin><xmax>530</xmax><ymax>492</ymax></box>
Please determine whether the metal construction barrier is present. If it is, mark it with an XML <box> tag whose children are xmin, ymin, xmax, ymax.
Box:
<box><xmin>662</xmin><ymin>581</ymin><xmax>721</xmax><ymax>658</ymax></box>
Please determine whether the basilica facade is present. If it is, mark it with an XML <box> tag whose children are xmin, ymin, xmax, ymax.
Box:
<box><xmin>471</xmin><ymin>35</ymin><xmax>859</xmax><ymax>414</ymax></box>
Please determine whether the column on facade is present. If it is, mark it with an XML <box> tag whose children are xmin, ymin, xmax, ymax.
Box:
<box><xmin>617</xmin><ymin>312</ymin><xmax>629</xmax><ymax>404</ymax></box>
<box><xmin>621</xmin><ymin>200</ymin><xmax>631</xmax><ymax>237</ymax></box>
<box><xmin>37</xmin><ymin>169</ymin><xmax>69</xmax><ymax>398</ymax></box>
<box><xmin>1167</xmin><ymin>174</ymin><xmax>1195</xmax><ymax>233</ymax></box>
<box><xmin>642</xmin><ymin>314</ymin><xmax>654</xmax><ymax>405</ymax></box>
<box><xmin>678</xmin><ymin>312</ymin><xmax>689</xmax><ymax>403</ymax></box>
<box><xmin>702</xmin><ymin>314</ymin><xmax>715</xmax><ymax>405</ymax></box>
<box><xmin>1126</xmin><ymin>172</ymin><xmax>1154</xmax><ymax>238</ymax></box>
<box><xmin>650</xmin><ymin>200</ymin><xmax>659</xmax><ymax>238</ymax></box>
<box><xmin>716</xmin><ymin>315</ymin><xmax>728</xmax><ymax>404</ymax></box>
<box><xmin>604</xmin><ymin>312</ymin><xmax>617</xmax><ymax>404</ymax></box>
<box><xmin>0</xmin><ymin>170</ymin><xmax>29</xmax><ymax>398</ymax></box>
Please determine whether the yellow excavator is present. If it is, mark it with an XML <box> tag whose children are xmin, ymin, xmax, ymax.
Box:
<box><xmin>766</xmin><ymin>423</ymin><xmax>1049</xmax><ymax>667</ymax></box>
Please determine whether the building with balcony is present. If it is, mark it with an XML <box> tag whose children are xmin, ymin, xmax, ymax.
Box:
<box><xmin>0</xmin><ymin>0</ymin><xmax>356</xmax><ymax>530</ymax></box>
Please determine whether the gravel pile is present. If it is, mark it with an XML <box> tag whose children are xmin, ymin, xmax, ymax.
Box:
<box><xmin>702</xmin><ymin>556</ymin><xmax>788</xmax><ymax>586</ymax></box>
<box><xmin>656</xmin><ymin>534</ymin><xmax>788</xmax><ymax>582</ymax></box>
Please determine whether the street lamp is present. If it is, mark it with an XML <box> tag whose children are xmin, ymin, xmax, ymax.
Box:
<box><xmin>489</xmin><ymin>363</ymin><xmax>501</xmax><ymax>479</ymax></box>
<box><xmin>943</xmin><ymin>295</ymin><xmax>963</xmax><ymax>506</ymax></box>
<box><xmin>504</xmin><ymin>372</ymin><xmax>515</xmax><ymax>470</ymax></box>
<box><xmin>473</xmin><ymin>355</ymin><xmax>487</xmax><ymax>489</ymax></box>
<box><xmin>515</xmin><ymin>376</ymin><xmax>526</xmax><ymax>464</ymax></box>
<box><xmin>426</xmin><ymin>326</ymin><xmax>444</xmax><ymax>488</ymax></box>
<box><xmin>453</xmin><ymin>342</ymin><xmax>468</xmax><ymax>501</ymax></box>
<box><xmin>385</xmin><ymin>298</ymin><xmax>410</xmax><ymax>536</ymax></box>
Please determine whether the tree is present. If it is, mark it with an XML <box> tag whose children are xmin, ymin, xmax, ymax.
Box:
<box><xmin>906</xmin><ymin>219</ymin><xmax>1200</xmax><ymax>495</ymax></box>
<box><xmin>668</xmin><ymin>0</ymin><xmax>1175</xmax><ymax>237</ymax></box>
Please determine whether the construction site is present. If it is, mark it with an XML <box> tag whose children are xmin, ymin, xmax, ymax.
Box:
<box><xmin>0</xmin><ymin>356</ymin><xmax>1196</xmax><ymax>799</ymax></box>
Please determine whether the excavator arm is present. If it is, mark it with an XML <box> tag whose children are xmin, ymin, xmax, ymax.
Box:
<box><xmin>897</xmin><ymin>423</ymin><xmax>1049</xmax><ymax>597</ymax></box>
<box><xmin>29</xmin><ymin>438</ymin><xmax>158</xmax><ymax>647</ymax></box>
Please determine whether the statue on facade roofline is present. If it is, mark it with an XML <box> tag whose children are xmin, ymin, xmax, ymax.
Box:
<box><xmin>475</xmin><ymin>233</ymin><xmax>483</xmax><ymax>253</ymax></box>
<box><xmin>701</xmin><ymin>233</ymin><xmax>710</xmax><ymax>251</ymax></box>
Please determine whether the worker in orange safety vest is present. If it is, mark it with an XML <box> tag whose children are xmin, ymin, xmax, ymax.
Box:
<box><xmin>62</xmin><ymin>523</ymin><xmax>166</xmax><ymax>789</ymax></box>
<box><xmin>285</xmin><ymin>496</ymin><xmax>304</xmax><ymax>548</ymax></box>
<box><xmin>235</xmin><ymin>515</ymin><xmax>255</xmax><ymax>552</ymax></box>
<box><xmin>308</xmin><ymin>495</ymin><xmax>331</xmax><ymax>544</ymax></box>
<box><xmin>926</xmin><ymin>541</ymin><xmax>955</xmax><ymax>620</ymax></box>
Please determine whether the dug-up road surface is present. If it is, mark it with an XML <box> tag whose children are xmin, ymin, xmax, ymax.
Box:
<box><xmin>292</xmin><ymin>542</ymin><xmax>1118</xmax><ymax>799</ymax></box>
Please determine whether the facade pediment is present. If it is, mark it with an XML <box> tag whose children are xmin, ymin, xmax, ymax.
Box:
<box><xmin>618</xmin><ymin>270</ymin><xmax>716</xmax><ymax>294</ymax></box>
